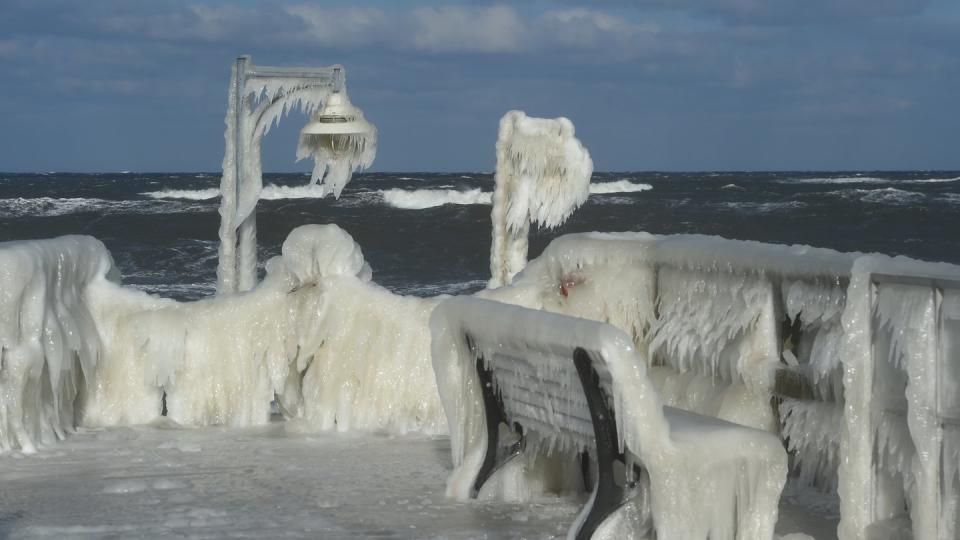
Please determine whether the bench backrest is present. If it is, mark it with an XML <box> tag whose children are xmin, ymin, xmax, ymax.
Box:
<box><xmin>431</xmin><ymin>296</ymin><xmax>670</xmax><ymax>469</ymax></box>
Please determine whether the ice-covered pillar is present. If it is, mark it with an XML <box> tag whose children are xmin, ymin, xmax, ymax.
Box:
<box><xmin>837</xmin><ymin>265</ymin><xmax>879</xmax><ymax>540</ymax></box>
<box><xmin>488</xmin><ymin>110</ymin><xmax>593</xmax><ymax>288</ymax></box>
<box><xmin>216</xmin><ymin>56</ymin><xmax>248</xmax><ymax>295</ymax></box>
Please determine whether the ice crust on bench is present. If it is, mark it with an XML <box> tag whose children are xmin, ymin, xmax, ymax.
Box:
<box><xmin>430</xmin><ymin>296</ymin><xmax>787</xmax><ymax>539</ymax></box>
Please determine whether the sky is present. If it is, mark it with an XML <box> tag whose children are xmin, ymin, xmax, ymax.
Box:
<box><xmin>0</xmin><ymin>0</ymin><xmax>957</xmax><ymax>172</ymax></box>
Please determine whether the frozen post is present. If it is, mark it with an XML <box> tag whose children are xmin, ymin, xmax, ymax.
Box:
<box><xmin>488</xmin><ymin>110</ymin><xmax>592</xmax><ymax>288</ymax></box>
<box><xmin>216</xmin><ymin>55</ymin><xmax>377</xmax><ymax>294</ymax></box>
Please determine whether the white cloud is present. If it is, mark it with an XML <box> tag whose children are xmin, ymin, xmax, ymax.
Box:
<box><xmin>283</xmin><ymin>5</ymin><xmax>391</xmax><ymax>47</ymax></box>
<box><xmin>410</xmin><ymin>5</ymin><xmax>526</xmax><ymax>53</ymax></box>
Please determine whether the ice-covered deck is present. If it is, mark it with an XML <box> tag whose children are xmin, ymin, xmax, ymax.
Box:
<box><xmin>0</xmin><ymin>423</ymin><xmax>836</xmax><ymax>539</ymax></box>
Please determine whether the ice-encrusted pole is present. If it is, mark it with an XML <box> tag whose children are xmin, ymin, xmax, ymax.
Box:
<box><xmin>216</xmin><ymin>55</ymin><xmax>377</xmax><ymax>294</ymax></box>
<box><xmin>488</xmin><ymin>110</ymin><xmax>593</xmax><ymax>288</ymax></box>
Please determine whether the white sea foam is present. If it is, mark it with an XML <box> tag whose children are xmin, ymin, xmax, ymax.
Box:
<box><xmin>784</xmin><ymin>176</ymin><xmax>888</xmax><ymax>185</ymax></box>
<box><xmin>0</xmin><ymin>197</ymin><xmax>207</xmax><ymax>218</ymax></box>
<box><xmin>715</xmin><ymin>201</ymin><xmax>807</xmax><ymax>213</ymax></box>
<box><xmin>588</xmin><ymin>179</ymin><xmax>653</xmax><ymax>194</ymax></box>
<box><xmin>850</xmin><ymin>187</ymin><xmax>925</xmax><ymax>205</ymax></box>
<box><xmin>381</xmin><ymin>188</ymin><xmax>492</xmax><ymax>209</ymax></box>
<box><xmin>144</xmin><ymin>183</ymin><xmax>338</xmax><ymax>201</ymax></box>
<box><xmin>143</xmin><ymin>189</ymin><xmax>220</xmax><ymax>200</ymax></box>
<box><xmin>783</xmin><ymin>175</ymin><xmax>959</xmax><ymax>185</ymax></box>
<box><xmin>381</xmin><ymin>180</ymin><xmax>653</xmax><ymax>210</ymax></box>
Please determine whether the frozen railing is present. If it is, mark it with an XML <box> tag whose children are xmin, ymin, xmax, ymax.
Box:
<box><xmin>484</xmin><ymin>231</ymin><xmax>960</xmax><ymax>540</ymax></box>
<box><xmin>0</xmin><ymin>236</ymin><xmax>116</xmax><ymax>452</ymax></box>
<box><xmin>839</xmin><ymin>265</ymin><xmax>960</xmax><ymax>540</ymax></box>
<box><xmin>430</xmin><ymin>296</ymin><xmax>786</xmax><ymax>539</ymax></box>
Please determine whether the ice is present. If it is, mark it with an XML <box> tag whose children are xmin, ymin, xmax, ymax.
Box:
<box><xmin>489</xmin><ymin>110</ymin><xmax>593</xmax><ymax>287</ymax></box>
<box><xmin>0</xmin><ymin>236</ymin><xmax>117</xmax><ymax>453</ymax></box>
<box><xmin>430</xmin><ymin>297</ymin><xmax>787</xmax><ymax>539</ymax></box>
<box><xmin>216</xmin><ymin>62</ymin><xmax>377</xmax><ymax>294</ymax></box>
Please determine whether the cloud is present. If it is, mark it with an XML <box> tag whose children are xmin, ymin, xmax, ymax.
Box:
<box><xmin>410</xmin><ymin>5</ymin><xmax>525</xmax><ymax>52</ymax></box>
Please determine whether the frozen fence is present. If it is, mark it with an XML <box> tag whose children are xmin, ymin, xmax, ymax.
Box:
<box><xmin>0</xmin><ymin>236</ymin><xmax>116</xmax><ymax>452</ymax></box>
<box><xmin>484</xmin><ymin>231</ymin><xmax>960</xmax><ymax>540</ymax></box>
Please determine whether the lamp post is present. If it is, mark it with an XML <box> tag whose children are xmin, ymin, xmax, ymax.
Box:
<box><xmin>216</xmin><ymin>55</ymin><xmax>376</xmax><ymax>295</ymax></box>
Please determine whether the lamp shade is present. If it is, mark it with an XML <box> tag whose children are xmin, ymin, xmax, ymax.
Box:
<box><xmin>300</xmin><ymin>92</ymin><xmax>372</xmax><ymax>136</ymax></box>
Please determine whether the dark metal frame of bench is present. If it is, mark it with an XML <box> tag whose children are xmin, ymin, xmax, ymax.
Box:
<box><xmin>468</xmin><ymin>335</ymin><xmax>647</xmax><ymax>540</ymax></box>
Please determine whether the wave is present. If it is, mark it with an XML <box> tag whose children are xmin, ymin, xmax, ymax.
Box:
<box><xmin>0</xmin><ymin>197</ymin><xmax>208</xmax><ymax>218</ymax></box>
<box><xmin>380</xmin><ymin>180</ymin><xmax>654</xmax><ymax>210</ymax></box>
<box><xmin>848</xmin><ymin>187</ymin><xmax>925</xmax><ymax>205</ymax></box>
<box><xmin>589</xmin><ymin>180</ymin><xmax>653</xmax><ymax>194</ymax></box>
<box><xmin>143</xmin><ymin>188</ymin><xmax>219</xmax><ymax>200</ymax></box>
<box><xmin>784</xmin><ymin>175</ymin><xmax>959</xmax><ymax>185</ymax></box>
<box><xmin>381</xmin><ymin>188</ymin><xmax>491</xmax><ymax>210</ymax></box>
<box><xmin>783</xmin><ymin>176</ymin><xmax>888</xmax><ymax>184</ymax></box>
<box><xmin>143</xmin><ymin>183</ymin><xmax>339</xmax><ymax>201</ymax></box>
<box><xmin>715</xmin><ymin>201</ymin><xmax>807</xmax><ymax>213</ymax></box>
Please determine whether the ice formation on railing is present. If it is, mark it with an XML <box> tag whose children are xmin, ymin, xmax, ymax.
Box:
<box><xmin>488</xmin><ymin>110</ymin><xmax>593</xmax><ymax>288</ymax></box>
<box><xmin>485</xmin><ymin>231</ymin><xmax>856</xmax><ymax>436</ymax></box>
<box><xmin>430</xmin><ymin>297</ymin><xmax>787</xmax><ymax>539</ymax></box>
<box><xmin>0</xmin><ymin>236</ymin><xmax>117</xmax><ymax>452</ymax></box>
<box><xmin>85</xmin><ymin>224</ymin><xmax>444</xmax><ymax>434</ymax></box>
<box><xmin>0</xmin><ymin>226</ymin><xmax>443</xmax><ymax>448</ymax></box>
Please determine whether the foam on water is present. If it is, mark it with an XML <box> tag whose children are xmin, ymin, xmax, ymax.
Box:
<box><xmin>379</xmin><ymin>180</ymin><xmax>653</xmax><ymax>210</ymax></box>
<box><xmin>381</xmin><ymin>187</ymin><xmax>492</xmax><ymax>209</ymax></box>
<box><xmin>0</xmin><ymin>197</ymin><xmax>208</xmax><ymax>218</ymax></box>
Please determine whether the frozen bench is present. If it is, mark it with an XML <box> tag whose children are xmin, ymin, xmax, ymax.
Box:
<box><xmin>430</xmin><ymin>297</ymin><xmax>787</xmax><ymax>540</ymax></box>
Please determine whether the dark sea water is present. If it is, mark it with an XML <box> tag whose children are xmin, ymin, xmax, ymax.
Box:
<box><xmin>1</xmin><ymin>171</ymin><xmax>958</xmax><ymax>301</ymax></box>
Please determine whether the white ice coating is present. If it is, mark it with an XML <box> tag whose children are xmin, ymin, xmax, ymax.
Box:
<box><xmin>217</xmin><ymin>63</ymin><xmax>377</xmax><ymax>294</ymax></box>
<box><xmin>5</xmin><ymin>225</ymin><xmax>960</xmax><ymax>539</ymax></box>
<box><xmin>488</xmin><ymin>110</ymin><xmax>593</xmax><ymax>288</ymax></box>
<box><xmin>1</xmin><ymin>226</ymin><xmax>442</xmax><ymax>450</ymax></box>
<box><xmin>0</xmin><ymin>236</ymin><xmax>117</xmax><ymax>452</ymax></box>
<box><xmin>430</xmin><ymin>297</ymin><xmax>787</xmax><ymax>539</ymax></box>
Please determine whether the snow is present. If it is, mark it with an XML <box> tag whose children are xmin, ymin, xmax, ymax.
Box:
<box><xmin>489</xmin><ymin>110</ymin><xmax>593</xmax><ymax>288</ymax></box>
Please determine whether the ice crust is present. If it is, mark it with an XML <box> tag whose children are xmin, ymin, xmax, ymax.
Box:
<box><xmin>430</xmin><ymin>297</ymin><xmax>787</xmax><ymax>539</ymax></box>
<box><xmin>217</xmin><ymin>65</ymin><xmax>377</xmax><ymax>294</ymax></box>
<box><xmin>4</xmin><ymin>225</ymin><xmax>960</xmax><ymax>539</ymax></box>
<box><xmin>488</xmin><ymin>111</ymin><xmax>593</xmax><ymax>288</ymax></box>
<box><xmin>0</xmin><ymin>236</ymin><xmax>118</xmax><ymax>452</ymax></box>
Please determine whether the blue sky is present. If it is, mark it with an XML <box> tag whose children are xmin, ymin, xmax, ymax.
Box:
<box><xmin>0</xmin><ymin>0</ymin><xmax>957</xmax><ymax>172</ymax></box>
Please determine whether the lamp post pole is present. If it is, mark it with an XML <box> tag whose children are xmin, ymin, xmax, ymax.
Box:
<box><xmin>216</xmin><ymin>55</ymin><xmax>345</xmax><ymax>295</ymax></box>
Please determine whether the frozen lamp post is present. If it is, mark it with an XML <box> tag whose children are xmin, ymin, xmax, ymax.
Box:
<box><xmin>216</xmin><ymin>55</ymin><xmax>377</xmax><ymax>295</ymax></box>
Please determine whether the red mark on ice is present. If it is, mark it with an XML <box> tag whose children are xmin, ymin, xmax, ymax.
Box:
<box><xmin>559</xmin><ymin>272</ymin><xmax>585</xmax><ymax>298</ymax></box>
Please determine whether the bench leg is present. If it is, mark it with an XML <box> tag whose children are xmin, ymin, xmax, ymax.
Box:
<box><xmin>573</xmin><ymin>348</ymin><xmax>649</xmax><ymax>540</ymax></box>
<box><xmin>471</xmin><ymin>354</ymin><xmax>525</xmax><ymax>498</ymax></box>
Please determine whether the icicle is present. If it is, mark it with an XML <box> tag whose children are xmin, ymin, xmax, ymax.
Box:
<box><xmin>488</xmin><ymin>110</ymin><xmax>593</xmax><ymax>288</ymax></box>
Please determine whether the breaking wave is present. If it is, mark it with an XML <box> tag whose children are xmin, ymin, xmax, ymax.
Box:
<box><xmin>381</xmin><ymin>180</ymin><xmax>654</xmax><ymax>210</ymax></box>
<box><xmin>588</xmin><ymin>180</ymin><xmax>654</xmax><ymax>194</ymax></box>
<box><xmin>143</xmin><ymin>184</ymin><xmax>337</xmax><ymax>201</ymax></box>
<box><xmin>381</xmin><ymin>188</ymin><xmax>491</xmax><ymax>210</ymax></box>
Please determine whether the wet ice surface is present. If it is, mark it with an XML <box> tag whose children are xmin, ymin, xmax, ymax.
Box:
<box><xmin>0</xmin><ymin>421</ymin><xmax>837</xmax><ymax>539</ymax></box>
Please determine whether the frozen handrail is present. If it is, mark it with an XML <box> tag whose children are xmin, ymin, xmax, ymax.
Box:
<box><xmin>430</xmin><ymin>296</ymin><xmax>786</xmax><ymax>539</ymax></box>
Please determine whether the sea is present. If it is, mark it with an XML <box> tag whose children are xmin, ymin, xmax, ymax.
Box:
<box><xmin>1</xmin><ymin>171</ymin><xmax>958</xmax><ymax>301</ymax></box>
